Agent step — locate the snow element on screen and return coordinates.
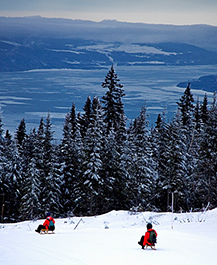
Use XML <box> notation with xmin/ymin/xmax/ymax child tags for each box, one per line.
<box><xmin>0</xmin><ymin>209</ymin><xmax>217</xmax><ymax>265</ymax></box>
<box><xmin>76</xmin><ymin>43</ymin><xmax>177</xmax><ymax>55</ymax></box>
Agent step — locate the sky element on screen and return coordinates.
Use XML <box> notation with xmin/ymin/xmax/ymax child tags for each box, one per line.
<box><xmin>0</xmin><ymin>0</ymin><xmax>217</xmax><ymax>26</ymax></box>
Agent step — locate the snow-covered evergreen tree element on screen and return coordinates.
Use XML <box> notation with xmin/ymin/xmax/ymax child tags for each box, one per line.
<box><xmin>60</xmin><ymin>102</ymin><xmax>87</xmax><ymax>216</ymax></box>
<box><xmin>45</xmin><ymin>149</ymin><xmax>62</xmax><ymax>217</ymax></box>
<box><xmin>177</xmin><ymin>83</ymin><xmax>195</xmax><ymax>127</ymax></box>
<box><xmin>79</xmin><ymin>96</ymin><xmax>92</xmax><ymax>137</ymax></box>
<box><xmin>15</xmin><ymin>118</ymin><xmax>27</xmax><ymax>148</ymax></box>
<box><xmin>19</xmin><ymin>129</ymin><xmax>41</xmax><ymax>220</ymax></box>
<box><xmin>165</xmin><ymin>111</ymin><xmax>188</xmax><ymax>211</ymax></box>
<box><xmin>193</xmin><ymin>98</ymin><xmax>201</xmax><ymax>131</ymax></box>
<box><xmin>128</xmin><ymin>105</ymin><xmax>156</xmax><ymax>211</ymax></box>
<box><xmin>0</xmin><ymin>134</ymin><xmax>22</xmax><ymax>221</ymax></box>
<box><xmin>154</xmin><ymin>112</ymin><xmax>171</xmax><ymax>211</ymax></box>
<box><xmin>194</xmin><ymin>92</ymin><xmax>217</xmax><ymax>209</ymax></box>
<box><xmin>80</xmin><ymin>97</ymin><xmax>104</xmax><ymax>215</ymax></box>
<box><xmin>102</xmin><ymin>65</ymin><xmax>125</xmax><ymax>134</ymax></box>
<box><xmin>200</xmin><ymin>93</ymin><xmax>209</xmax><ymax>124</ymax></box>
<box><xmin>40</xmin><ymin>113</ymin><xmax>57</xmax><ymax>214</ymax></box>
<box><xmin>101</xmin><ymin>127</ymin><xmax>128</xmax><ymax>211</ymax></box>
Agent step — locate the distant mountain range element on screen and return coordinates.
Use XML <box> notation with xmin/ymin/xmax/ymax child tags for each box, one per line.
<box><xmin>1</xmin><ymin>16</ymin><xmax>217</xmax><ymax>72</ymax></box>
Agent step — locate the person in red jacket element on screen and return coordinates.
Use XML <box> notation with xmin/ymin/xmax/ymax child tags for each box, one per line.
<box><xmin>139</xmin><ymin>223</ymin><xmax>157</xmax><ymax>249</ymax></box>
<box><xmin>35</xmin><ymin>212</ymin><xmax>55</xmax><ymax>233</ymax></box>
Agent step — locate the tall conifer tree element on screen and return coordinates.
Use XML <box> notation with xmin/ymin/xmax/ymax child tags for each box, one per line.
<box><xmin>102</xmin><ymin>65</ymin><xmax>125</xmax><ymax>134</ymax></box>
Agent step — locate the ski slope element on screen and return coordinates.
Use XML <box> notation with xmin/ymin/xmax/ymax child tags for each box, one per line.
<box><xmin>0</xmin><ymin>209</ymin><xmax>217</xmax><ymax>265</ymax></box>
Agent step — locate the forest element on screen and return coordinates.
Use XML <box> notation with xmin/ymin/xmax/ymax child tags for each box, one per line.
<box><xmin>0</xmin><ymin>65</ymin><xmax>217</xmax><ymax>222</ymax></box>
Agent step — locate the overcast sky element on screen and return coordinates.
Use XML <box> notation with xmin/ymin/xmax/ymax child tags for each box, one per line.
<box><xmin>1</xmin><ymin>0</ymin><xmax>217</xmax><ymax>26</ymax></box>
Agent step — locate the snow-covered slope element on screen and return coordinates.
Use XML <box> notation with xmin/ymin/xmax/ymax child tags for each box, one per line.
<box><xmin>0</xmin><ymin>209</ymin><xmax>217</xmax><ymax>265</ymax></box>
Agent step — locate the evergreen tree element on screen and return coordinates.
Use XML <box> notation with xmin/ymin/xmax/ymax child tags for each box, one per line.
<box><xmin>129</xmin><ymin>105</ymin><xmax>156</xmax><ymax>210</ymax></box>
<box><xmin>61</xmin><ymin>111</ymin><xmax>78</xmax><ymax>214</ymax></box>
<box><xmin>200</xmin><ymin>93</ymin><xmax>209</xmax><ymax>124</ymax></box>
<box><xmin>61</xmin><ymin>104</ymin><xmax>84</xmax><ymax>216</ymax></box>
<box><xmin>166</xmin><ymin>111</ymin><xmax>187</xmax><ymax>211</ymax></box>
<box><xmin>40</xmin><ymin>113</ymin><xmax>56</xmax><ymax>214</ymax></box>
<box><xmin>36</xmin><ymin>118</ymin><xmax>45</xmax><ymax>176</ymax></box>
<box><xmin>194</xmin><ymin>92</ymin><xmax>217</xmax><ymax>209</ymax></box>
<box><xmin>79</xmin><ymin>96</ymin><xmax>92</xmax><ymax>137</ymax></box>
<box><xmin>69</xmin><ymin>128</ymin><xmax>84</xmax><ymax>215</ymax></box>
<box><xmin>101</xmin><ymin>128</ymin><xmax>128</xmax><ymax>211</ymax></box>
<box><xmin>154</xmin><ymin>112</ymin><xmax>171</xmax><ymax>211</ymax></box>
<box><xmin>0</xmin><ymin>137</ymin><xmax>22</xmax><ymax>222</ymax></box>
<box><xmin>19</xmin><ymin>129</ymin><xmax>41</xmax><ymax>220</ymax></box>
<box><xmin>155</xmin><ymin>114</ymin><xmax>163</xmax><ymax>129</ymax></box>
<box><xmin>45</xmin><ymin>147</ymin><xmax>62</xmax><ymax>217</ymax></box>
<box><xmin>177</xmin><ymin>84</ymin><xmax>196</xmax><ymax>189</ymax></box>
<box><xmin>102</xmin><ymin>65</ymin><xmax>125</xmax><ymax>134</ymax></box>
<box><xmin>177</xmin><ymin>83</ymin><xmax>194</xmax><ymax>126</ymax></box>
<box><xmin>5</xmin><ymin>130</ymin><xmax>12</xmax><ymax>143</ymax></box>
<box><xmin>193</xmin><ymin>98</ymin><xmax>201</xmax><ymax>131</ymax></box>
<box><xmin>15</xmin><ymin>118</ymin><xmax>27</xmax><ymax>147</ymax></box>
<box><xmin>80</xmin><ymin>97</ymin><xmax>104</xmax><ymax>215</ymax></box>
<box><xmin>69</xmin><ymin>103</ymin><xmax>77</xmax><ymax>136</ymax></box>
<box><xmin>0</xmin><ymin>109</ymin><xmax>3</xmax><ymax>136</ymax></box>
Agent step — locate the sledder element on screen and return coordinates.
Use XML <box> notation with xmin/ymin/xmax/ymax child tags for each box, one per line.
<box><xmin>138</xmin><ymin>223</ymin><xmax>157</xmax><ymax>250</ymax></box>
<box><xmin>35</xmin><ymin>212</ymin><xmax>55</xmax><ymax>234</ymax></box>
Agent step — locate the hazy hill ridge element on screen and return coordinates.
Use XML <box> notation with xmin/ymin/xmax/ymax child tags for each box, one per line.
<box><xmin>1</xmin><ymin>16</ymin><xmax>217</xmax><ymax>72</ymax></box>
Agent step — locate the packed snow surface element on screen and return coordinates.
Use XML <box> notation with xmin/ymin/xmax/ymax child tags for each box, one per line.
<box><xmin>0</xmin><ymin>209</ymin><xmax>217</xmax><ymax>265</ymax></box>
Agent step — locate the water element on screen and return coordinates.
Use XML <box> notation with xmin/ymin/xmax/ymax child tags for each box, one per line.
<box><xmin>0</xmin><ymin>65</ymin><xmax>217</xmax><ymax>139</ymax></box>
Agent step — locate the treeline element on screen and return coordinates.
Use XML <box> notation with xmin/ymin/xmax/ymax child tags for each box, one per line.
<box><xmin>0</xmin><ymin>65</ymin><xmax>217</xmax><ymax>222</ymax></box>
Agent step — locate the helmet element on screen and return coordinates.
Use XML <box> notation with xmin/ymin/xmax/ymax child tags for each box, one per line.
<box><xmin>46</xmin><ymin>212</ymin><xmax>50</xmax><ymax>217</ymax></box>
<box><xmin>147</xmin><ymin>223</ymin><xmax>152</xmax><ymax>229</ymax></box>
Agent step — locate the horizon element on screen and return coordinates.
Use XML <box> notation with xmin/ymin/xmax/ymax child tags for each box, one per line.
<box><xmin>1</xmin><ymin>0</ymin><xmax>217</xmax><ymax>27</ymax></box>
<box><xmin>1</xmin><ymin>15</ymin><xmax>217</xmax><ymax>28</ymax></box>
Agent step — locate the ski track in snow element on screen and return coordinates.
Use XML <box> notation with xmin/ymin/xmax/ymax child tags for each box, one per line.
<box><xmin>0</xmin><ymin>210</ymin><xmax>217</xmax><ymax>265</ymax></box>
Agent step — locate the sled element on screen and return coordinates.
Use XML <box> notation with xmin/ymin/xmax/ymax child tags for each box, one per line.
<box><xmin>138</xmin><ymin>235</ymin><xmax>156</xmax><ymax>250</ymax></box>
<box><xmin>145</xmin><ymin>244</ymin><xmax>156</xmax><ymax>250</ymax></box>
<box><xmin>40</xmin><ymin>228</ymin><xmax>55</xmax><ymax>234</ymax></box>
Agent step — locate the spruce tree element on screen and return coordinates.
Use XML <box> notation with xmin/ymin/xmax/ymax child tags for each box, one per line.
<box><xmin>166</xmin><ymin>111</ymin><xmax>188</xmax><ymax>211</ymax></box>
<box><xmin>61</xmin><ymin>104</ymin><xmax>84</xmax><ymax>216</ymax></box>
<box><xmin>102</xmin><ymin>65</ymin><xmax>125</xmax><ymax>134</ymax></box>
<box><xmin>79</xmin><ymin>96</ymin><xmax>92</xmax><ymax>137</ymax></box>
<box><xmin>61</xmin><ymin>111</ymin><xmax>78</xmax><ymax>215</ymax></box>
<box><xmin>200</xmin><ymin>93</ymin><xmax>209</xmax><ymax>124</ymax></box>
<box><xmin>193</xmin><ymin>98</ymin><xmax>201</xmax><ymax>131</ymax></box>
<box><xmin>154</xmin><ymin>113</ymin><xmax>171</xmax><ymax>212</ymax></box>
<box><xmin>80</xmin><ymin>97</ymin><xmax>104</xmax><ymax>215</ymax></box>
<box><xmin>69</xmin><ymin>103</ymin><xmax>77</xmax><ymax>136</ymax></box>
<box><xmin>177</xmin><ymin>83</ymin><xmax>194</xmax><ymax>127</ymax></box>
<box><xmin>15</xmin><ymin>118</ymin><xmax>27</xmax><ymax>147</ymax></box>
<box><xmin>101</xmin><ymin>127</ymin><xmax>128</xmax><ymax>211</ymax></box>
<box><xmin>194</xmin><ymin>92</ymin><xmax>217</xmax><ymax>208</ymax></box>
<box><xmin>0</xmin><ymin>109</ymin><xmax>3</xmax><ymax>136</ymax></box>
<box><xmin>129</xmin><ymin>105</ymin><xmax>156</xmax><ymax>210</ymax></box>
<box><xmin>19</xmin><ymin>129</ymin><xmax>41</xmax><ymax>220</ymax></box>
<box><xmin>40</xmin><ymin>112</ymin><xmax>55</xmax><ymax>214</ymax></box>
<box><xmin>36</xmin><ymin>118</ymin><xmax>45</xmax><ymax>176</ymax></box>
<box><xmin>0</xmin><ymin>137</ymin><xmax>22</xmax><ymax>221</ymax></box>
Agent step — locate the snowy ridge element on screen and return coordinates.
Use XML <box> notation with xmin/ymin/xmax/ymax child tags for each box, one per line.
<box><xmin>0</xmin><ymin>209</ymin><xmax>217</xmax><ymax>265</ymax></box>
